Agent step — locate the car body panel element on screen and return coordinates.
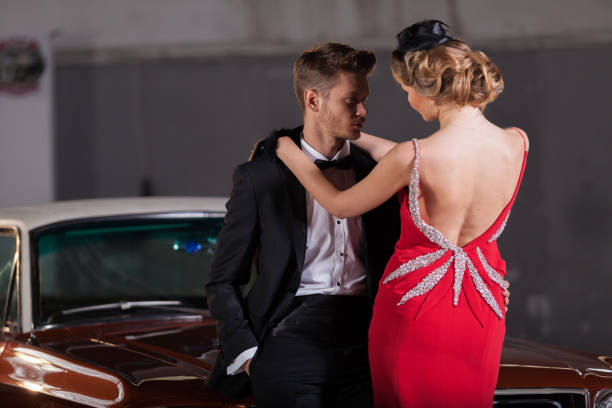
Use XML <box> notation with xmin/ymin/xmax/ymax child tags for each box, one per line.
<box><xmin>497</xmin><ymin>337</ymin><xmax>612</xmax><ymax>403</ymax></box>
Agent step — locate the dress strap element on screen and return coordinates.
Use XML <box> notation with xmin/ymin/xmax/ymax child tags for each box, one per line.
<box><xmin>512</xmin><ymin>127</ymin><xmax>528</xmax><ymax>152</ymax></box>
<box><xmin>407</xmin><ymin>139</ymin><xmax>456</xmax><ymax>251</ymax></box>
<box><xmin>487</xmin><ymin>128</ymin><xmax>528</xmax><ymax>243</ymax></box>
<box><xmin>412</xmin><ymin>138</ymin><xmax>420</xmax><ymax>167</ymax></box>
<box><xmin>408</xmin><ymin>138</ymin><xmax>420</xmax><ymax>193</ymax></box>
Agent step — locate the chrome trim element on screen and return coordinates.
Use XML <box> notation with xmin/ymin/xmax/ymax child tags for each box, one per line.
<box><xmin>495</xmin><ymin>388</ymin><xmax>589</xmax><ymax>406</ymax></box>
<box><xmin>594</xmin><ymin>388</ymin><xmax>612</xmax><ymax>407</ymax></box>
<box><xmin>500</xmin><ymin>362</ymin><xmax>583</xmax><ymax>376</ymax></box>
<box><xmin>30</xmin><ymin>211</ymin><xmax>226</xmax><ymax>236</ymax></box>
<box><xmin>141</xmin><ymin>211</ymin><xmax>226</xmax><ymax>219</ymax></box>
<box><xmin>21</xmin><ymin>223</ymin><xmax>33</xmax><ymax>332</ymax></box>
<box><xmin>37</xmin><ymin>312</ymin><xmax>207</xmax><ymax>331</ymax></box>
<box><xmin>0</xmin><ymin>226</ymin><xmax>20</xmax><ymax>335</ymax></box>
<box><xmin>60</xmin><ymin>300</ymin><xmax>183</xmax><ymax>315</ymax></box>
<box><xmin>14</xmin><ymin>227</ymin><xmax>21</xmax><ymax>333</ymax></box>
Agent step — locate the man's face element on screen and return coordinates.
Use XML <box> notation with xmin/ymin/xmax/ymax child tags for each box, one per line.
<box><xmin>318</xmin><ymin>71</ymin><xmax>369</xmax><ymax>141</ymax></box>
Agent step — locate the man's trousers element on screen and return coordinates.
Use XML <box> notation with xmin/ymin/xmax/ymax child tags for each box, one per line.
<box><xmin>249</xmin><ymin>295</ymin><xmax>374</xmax><ymax>408</ymax></box>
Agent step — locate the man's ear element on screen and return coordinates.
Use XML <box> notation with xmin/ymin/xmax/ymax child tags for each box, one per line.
<box><xmin>304</xmin><ymin>89</ymin><xmax>320</xmax><ymax>112</ymax></box>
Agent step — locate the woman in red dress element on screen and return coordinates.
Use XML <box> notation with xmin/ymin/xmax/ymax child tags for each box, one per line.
<box><xmin>277</xmin><ymin>20</ymin><xmax>529</xmax><ymax>407</ymax></box>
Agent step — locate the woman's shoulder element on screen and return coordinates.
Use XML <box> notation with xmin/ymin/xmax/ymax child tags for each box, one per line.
<box><xmin>504</xmin><ymin>126</ymin><xmax>529</xmax><ymax>152</ymax></box>
<box><xmin>389</xmin><ymin>139</ymin><xmax>418</xmax><ymax>163</ymax></box>
<box><xmin>416</xmin><ymin>131</ymin><xmax>459</xmax><ymax>164</ymax></box>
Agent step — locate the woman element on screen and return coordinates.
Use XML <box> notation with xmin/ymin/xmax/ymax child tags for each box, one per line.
<box><xmin>276</xmin><ymin>20</ymin><xmax>528</xmax><ymax>407</ymax></box>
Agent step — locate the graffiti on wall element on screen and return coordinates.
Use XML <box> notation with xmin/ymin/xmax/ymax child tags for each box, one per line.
<box><xmin>0</xmin><ymin>37</ymin><xmax>45</xmax><ymax>95</ymax></box>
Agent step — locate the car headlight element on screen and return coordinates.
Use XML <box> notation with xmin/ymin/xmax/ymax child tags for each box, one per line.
<box><xmin>595</xmin><ymin>389</ymin><xmax>612</xmax><ymax>408</ymax></box>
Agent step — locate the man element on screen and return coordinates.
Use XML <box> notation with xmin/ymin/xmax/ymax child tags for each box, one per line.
<box><xmin>205</xmin><ymin>42</ymin><xmax>399</xmax><ymax>407</ymax></box>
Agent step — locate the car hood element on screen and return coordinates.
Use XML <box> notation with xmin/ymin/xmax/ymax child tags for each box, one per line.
<box><xmin>498</xmin><ymin>337</ymin><xmax>612</xmax><ymax>389</ymax></box>
<box><xmin>55</xmin><ymin>319</ymin><xmax>219</xmax><ymax>385</ymax></box>
<box><xmin>3</xmin><ymin>316</ymin><xmax>227</xmax><ymax>407</ymax></box>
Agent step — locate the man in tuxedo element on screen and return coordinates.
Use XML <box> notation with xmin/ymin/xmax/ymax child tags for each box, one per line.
<box><xmin>205</xmin><ymin>42</ymin><xmax>398</xmax><ymax>407</ymax></box>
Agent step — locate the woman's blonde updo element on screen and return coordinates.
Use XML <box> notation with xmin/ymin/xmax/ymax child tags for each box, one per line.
<box><xmin>391</xmin><ymin>20</ymin><xmax>503</xmax><ymax>110</ymax></box>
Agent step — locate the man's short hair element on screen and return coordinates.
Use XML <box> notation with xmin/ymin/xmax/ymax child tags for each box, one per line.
<box><xmin>293</xmin><ymin>42</ymin><xmax>376</xmax><ymax>111</ymax></box>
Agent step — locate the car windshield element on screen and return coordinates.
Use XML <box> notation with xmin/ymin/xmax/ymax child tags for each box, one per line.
<box><xmin>35</xmin><ymin>216</ymin><xmax>223</xmax><ymax>326</ymax></box>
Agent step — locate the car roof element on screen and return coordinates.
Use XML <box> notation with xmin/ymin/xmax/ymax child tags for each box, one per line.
<box><xmin>0</xmin><ymin>196</ymin><xmax>228</xmax><ymax>231</ymax></box>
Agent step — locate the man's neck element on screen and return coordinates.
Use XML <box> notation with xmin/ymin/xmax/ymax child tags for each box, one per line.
<box><xmin>302</xmin><ymin>121</ymin><xmax>345</xmax><ymax>160</ymax></box>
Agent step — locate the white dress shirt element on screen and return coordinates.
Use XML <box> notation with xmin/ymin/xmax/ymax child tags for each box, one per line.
<box><xmin>227</xmin><ymin>137</ymin><xmax>366</xmax><ymax>375</ymax></box>
<box><xmin>297</xmin><ymin>137</ymin><xmax>366</xmax><ymax>296</ymax></box>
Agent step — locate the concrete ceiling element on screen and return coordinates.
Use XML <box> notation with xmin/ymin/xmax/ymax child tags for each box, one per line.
<box><xmin>1</xmin><ymin>0</ymin><xmax>611</xmax><ymax>62</ymax></box>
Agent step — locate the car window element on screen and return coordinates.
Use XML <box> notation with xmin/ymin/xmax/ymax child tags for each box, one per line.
<box><xmin>0</xmin><ymin>229</ymin><xmax>18</xmax><ymax>330</ymax></box>
<box><xmin>35</xmin><ymin>216</ymin><xmax>224</xmax><ymax>326</ymax></box>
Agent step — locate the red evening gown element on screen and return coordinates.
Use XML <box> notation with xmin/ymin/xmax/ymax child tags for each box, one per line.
<box><xmin>369</xmin><ymin>130</ymin><xmax>528</xmax><ymax>408</ymax></box>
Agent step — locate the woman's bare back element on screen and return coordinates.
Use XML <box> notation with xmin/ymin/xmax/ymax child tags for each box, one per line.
<box><xmin>417</xmin><ymin>124</ymin><xmax>528</xmax><ymax>247</ymax></box>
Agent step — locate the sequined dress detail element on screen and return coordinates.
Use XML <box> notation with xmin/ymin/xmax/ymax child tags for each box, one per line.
<box><xmin>369</xmin><ymin>131</ymin><xmax>527</xmax><ymax>408</ymax></box>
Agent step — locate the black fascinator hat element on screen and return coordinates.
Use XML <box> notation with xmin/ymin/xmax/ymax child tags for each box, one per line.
<box><xmin>396</xmin><ymin>20</ymin><xmax>453</xmax><ymax>54</ymax></box>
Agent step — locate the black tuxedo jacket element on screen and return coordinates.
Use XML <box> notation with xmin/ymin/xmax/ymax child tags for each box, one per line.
<box><xmin>205</xmin><ymin>126</ymin><xmax>400</xmax><ymax>398</ymax></box>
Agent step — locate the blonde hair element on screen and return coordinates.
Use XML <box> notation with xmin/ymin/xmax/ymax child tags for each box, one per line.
<box><xmin>391</xmin><ymin>39</ymin><xmax>503</xmax><ymax>109</ymax></box>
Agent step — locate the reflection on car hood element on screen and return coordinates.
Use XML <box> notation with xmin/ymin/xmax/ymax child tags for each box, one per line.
<box><xmin>6</xmin><ymin>316</ymin><xmax>225</xmax><ymax>406</ymax></box>
<box><xmin>53</xmin><ymin>321</ymin><xmax>219</xmax><ymax>386</ymax></box>
<box><xmin>499</xmin><ymin>337</ymin><xmax>612</xmax><ymax>389</ymax></box>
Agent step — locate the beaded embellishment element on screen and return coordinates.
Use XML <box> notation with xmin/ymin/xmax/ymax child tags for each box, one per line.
<box><xmin>489</xmin><ymin>211</ymin><xmax>510</xmax><ymax>243</ymax></box>
<box><xmin>476</xmin><ymin>247</ymin><xmax>507</xmax><ymax>291</ymax></box>
<box><xmin>384</xmin><ymin>139</ymin><xmax>506</xmax><ymax>319</ymax></box>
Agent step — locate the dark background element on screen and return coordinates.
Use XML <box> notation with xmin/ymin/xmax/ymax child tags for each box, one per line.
<box><xmin>55</xmin><ymin>46</ymin><xmax>612</xmax><ymax>355</ymax></box>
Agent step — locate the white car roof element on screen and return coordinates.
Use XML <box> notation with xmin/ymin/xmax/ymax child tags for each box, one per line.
<box><xmin>0</xmin><ymin>196</ymin><xmax>228</xmax><ymax>231</ymax></box>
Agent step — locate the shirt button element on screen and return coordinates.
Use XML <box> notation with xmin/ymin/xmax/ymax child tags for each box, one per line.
<box><xmin>336</xmin><ymin>282</ymin><xmax>341</xmax><ymax>286</ymax></box>
<box><xmin>336</xmin><ymin>220</ymin><xmax>341</xmax><ymax>224</ymax></box>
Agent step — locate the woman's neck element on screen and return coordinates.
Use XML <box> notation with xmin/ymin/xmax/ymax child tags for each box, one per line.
<box><xmin>438</xmin><ymin>104</ymin><xmax>485</xmax><ymax>130</ymax></box>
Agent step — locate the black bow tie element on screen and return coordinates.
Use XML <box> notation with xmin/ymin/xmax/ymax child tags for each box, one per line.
<box><xmin>314</xmin><ymin>156</ymin><xmax>352</xmax><ymax>170</ymax></box>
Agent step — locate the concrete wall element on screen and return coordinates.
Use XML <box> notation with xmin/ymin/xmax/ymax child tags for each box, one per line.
<box><xmin>53</xmin><ymin>46</ymin><xmax>612</xmax><ymax>356</ymax></box>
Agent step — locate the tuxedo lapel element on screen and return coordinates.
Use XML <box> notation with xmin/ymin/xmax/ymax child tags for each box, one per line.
<box><xmin>350</xmin><ymin>145</ymin><xmax>375</xmax><ymax>183</ymax></box>
<box><xmin>278</xmin><ymin>163</ymin><xmax>307</xmax><ymax>275</ymax></box>
<box><xmin>267</xmin><ymin>128</ymin><xmax>307</xmax><ymax>275</ymax></box>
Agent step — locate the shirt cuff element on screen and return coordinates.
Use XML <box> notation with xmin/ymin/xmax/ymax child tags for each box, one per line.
<box><xmin>227</xmin><ymin>347</ymin><xmax>258</xmax><ymax>375</ymax></box>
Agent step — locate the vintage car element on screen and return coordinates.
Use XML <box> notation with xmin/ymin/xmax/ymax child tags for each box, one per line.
<box><xmin>0</xmin><ymin>197</ymin><xmax>611</xmax><ymax>407</ymax></box>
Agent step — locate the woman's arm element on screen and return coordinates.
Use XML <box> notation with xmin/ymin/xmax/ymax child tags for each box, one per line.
<box><xmin>276</xmin><ymin>136</ymin><xmax>414</xmax><ymax>218</ymax></box>
<box><xmin>352</xmin><ymin>131</ymin><xmax>398</xmax><ymax>162</ymax></box>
